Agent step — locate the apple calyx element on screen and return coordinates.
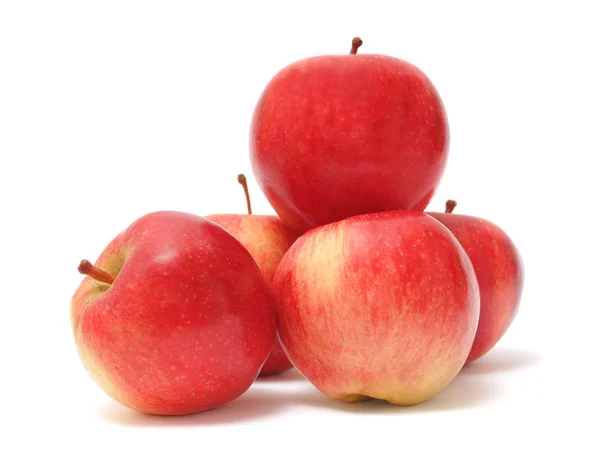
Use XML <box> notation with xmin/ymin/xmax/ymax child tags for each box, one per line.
<box><xmin>445</xmin><ymin>200</ymin><xmax>458</xmax><ymax>214</ymax></box>
<box><xmin>350</xmin><ymin>37</ymin><xmax>363</xmax><ymax>54</ymax></box>
<box><xmin>78</xmin><ymin>259</ymin><xmax>115</xmax><ymax>285</ymax></box>
<box><xmin>237</xmin><ymin>173</ymin><xmax>252</xmax><ymax>215</ymax></box>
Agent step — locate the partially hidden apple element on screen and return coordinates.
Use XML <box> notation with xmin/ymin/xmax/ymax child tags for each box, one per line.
<box><xmin>71</xmin><ymin>211</ymin><xmax>276</xmax><ymax>415</ymax></box>
<box><xmin>250</xmin><ymin>37</ymin><xmax>449</xmax><ymax>233</ymax></box>
<box><xmin>273</xmin><ymin>210</ymin><xmax>480</xmax><ymax>405</ymax></box>
<box><xmin>428</xmin><ymin>200</ymin><xmax>524</xmax><ymax>363</ymax></box>
<box><xmin>207</xmin><ymin>174</ymin><xmax>299</xmax><ymax>376</ymax></box>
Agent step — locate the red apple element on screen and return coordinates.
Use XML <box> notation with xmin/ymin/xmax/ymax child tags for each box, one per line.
<box><xmin>273</xmin><ymin>210</ymin><xmax>479</xmax><ymax>405</ymax></box>
<box><xmin>207</xmin><ymin>174</ymin><xmax>299</xmax><ymax>376</ymax></box>
<box><xmin>428</xmin><ymin>200</ymin><xmax>524</xmax><ymax>363</ymax></box>
<box><xmin>250</xmin><ymin>37</ymin><xmax>449</xmax><ymax>233</ymax></box>
<box><xmin>71</xmin><ymin>211</ymin><xmax>276</xmax><ymax>415</ymax></box>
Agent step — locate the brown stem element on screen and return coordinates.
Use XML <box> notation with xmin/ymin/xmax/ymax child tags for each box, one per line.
<box><xmin>237</xmin><ymin>174</ymin><xmax>252</xmax><ymax>215</ymax></box>
<box><xmin>445</xmin><ymin>200</ymin><xmax>458</xmax><ymax>214</ymax></box>
<box><xmin>350</xmin><ymin>37</ymin><xmax>363</xmax><ymax>54</ymax></box>
<box><xmin>78</xmin><ymin>259</ymin><xmax>115</xmax><ymax>284</ymax></box>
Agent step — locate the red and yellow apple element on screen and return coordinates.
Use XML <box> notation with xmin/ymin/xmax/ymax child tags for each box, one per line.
<box><xmin>429</xmin><ymin>200</ymin><xmax>524</xmax><ymax>363</ymax></box>
<box><xmin>207</xmin><ymin>174</ymin><xmax>300</xmax><ymax>376</ymax></box>
<box><xmin>71</xmin><ymin>211</ymin><xmax>276</xmax><ymax>415</ymax></box>
<box><xmin>273</xmin><ymin>210</ymin><xmax>480</xmax><ymax>405</ymax></box>
<box><xmin>250</xmin><ymin>37</ymin><xmax>449</xmax><ymax>233</ymax></box>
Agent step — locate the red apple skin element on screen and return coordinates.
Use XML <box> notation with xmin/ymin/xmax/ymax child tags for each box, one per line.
<box><xmin>206</xmin><ymin>214</ymin><xmax>299</xmax><ymax>376</ymax></box>
<box><xmin>250</xmin><ymin>53</ymin><xmax>449</xmax><ymax>233</ymax></box>
<box><xmin>273</xmin><ymin>211</ymin><xmax>479</xmax><ymax>405</ymax></box>
<box><xmin>71</xmin><ymin>211</ymin><xmax>276</xmax><ymax>415</ymax></box>
<box><xmin>427</xmin><ymin>212</ymin><xmax>524</xmax><ymax>363</ymax></box>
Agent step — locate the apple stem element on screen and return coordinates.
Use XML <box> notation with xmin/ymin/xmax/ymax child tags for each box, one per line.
<box><xmin>445</xmin><ymin>200</ymin><xmax>458</xmax><ymax>214</ymax></box>
<box><xmin>78</xmin><ymin>259</ymin><xmax>115</xmax><ymax>285</ymax></box>
<box><xmin>350</xmin><ymin>37</ymin><xmax>363</xmax><ymax>54</ymax></box>
<box><xmin>237</xmin><ymin>173</ymin><xmax>252</xmax><ymax>215</ymax></box>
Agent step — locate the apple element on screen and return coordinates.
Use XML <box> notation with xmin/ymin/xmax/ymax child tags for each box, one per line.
<box><xmin>250</xmin><ymin>37</ymin><xmax>449</xmax><ymax>233</ymax></box>
<box><xmin>428</xmin><ymin>200</ymin><xmax>524</xmax><ymax>363</ymax></box>
<box><xmin>71</xmin><ymin>211</ymin><xmax>276</xmax><ymax>415</ymax></box>
<box><xmin>206</xmin><ymin>174</ymin><xmax>299</xmax><ymax>376</ymax></box>
<box><xmin>272</xmin><ymin>210</ymin><xmax>480</xmax><ymax>405</ymax></box>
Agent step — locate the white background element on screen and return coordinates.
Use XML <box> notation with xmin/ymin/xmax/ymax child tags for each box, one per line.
<box><xmin>1</xmin><ymin>1</ymin><xmax>598</xmax><ymax>471</ymax></box>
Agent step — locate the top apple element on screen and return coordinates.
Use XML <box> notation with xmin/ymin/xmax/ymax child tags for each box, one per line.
<box><xmin>250</xmin><ymin>37</ymin><xmax>449</xmax><ymax>233</ymax></box>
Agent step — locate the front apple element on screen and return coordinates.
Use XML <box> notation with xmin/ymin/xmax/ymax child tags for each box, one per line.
<box><xmin>71</xmin><ymin>211</ymin><xmax>276</xmax><ymax>415</ymax></box>
<box><xmin>273</xmin><ymin>211</ymin><xmax>479</xmax><ymax>405</ymax></box>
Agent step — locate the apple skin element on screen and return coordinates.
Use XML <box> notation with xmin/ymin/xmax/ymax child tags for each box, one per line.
<box><xmin>272</xmin><ymin>210</ymin><xmax>479</xmax><ymax>405</ymax></box>
<box><xmin>427</xmin><ymin>211</ymin><xmax>524</xmax><ymax>363</ymax></box>
<box><xmin>250</xmin><ymin>52</ymin><xmax>449</xmax><ymax>233</ymax></box>
<box><xmin>206</xmin><ymin>214</ymin><xmax>299</xmax><ymax>376</ymax></box>
<box><xmin>71</xmin><ymin>211</ymin><xmax>276</xmax><ymax>415</ymax></box>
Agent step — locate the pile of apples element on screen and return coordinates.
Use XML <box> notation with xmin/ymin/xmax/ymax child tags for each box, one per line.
<box><xmin>71</xmin><ymin>38</ymin><xmax>523</xmax><ymax>415</ymax></box>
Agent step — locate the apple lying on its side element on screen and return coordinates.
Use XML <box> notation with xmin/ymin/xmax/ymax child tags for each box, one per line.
<box><xmin>251</xmin><ymin>37</ymin><xmax>449</xmax><ymax>233</ymax></box>
<box><xmin>71</xmin><ymin>211</ymin><xmax>276</xmax><ymax>415</ymax></box>
<box><xmin>207</xmin><ymin>174</ymin><xmax>299</xmax><ymax>376</ymax></box>
<box><xmin>428</xmin><ymin>200</ymin><xmax>524</xmax><ymax>363</ymax></box>
<box><xmin>273</xmin><ymin>210</ymin><xmax>480</xmax><ymax>405</ymax></box>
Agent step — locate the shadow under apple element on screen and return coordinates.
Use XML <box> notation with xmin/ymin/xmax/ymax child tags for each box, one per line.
<box><xmin>98</xmin><ymin>347</ymin><xmax>542</xmax><ymax>424</ymax></box>
<box><xmin>461</xmin><ymin>347</ymin><xmax>543</xmax><ymax>376</ymax></box>
<box><xmin>291</xmin><ymin>371</ymin><xmax>502</xmax><ymax>414</ymax></box>
<box><xmin>97</xmin><ymin>384</ymin><xmax>290</xmax><ymax>427</ymax></box>
<box><xmin>291</xmin><ymin>346</ymin><xmax>543</xmax><ymax>414</ymax></box>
